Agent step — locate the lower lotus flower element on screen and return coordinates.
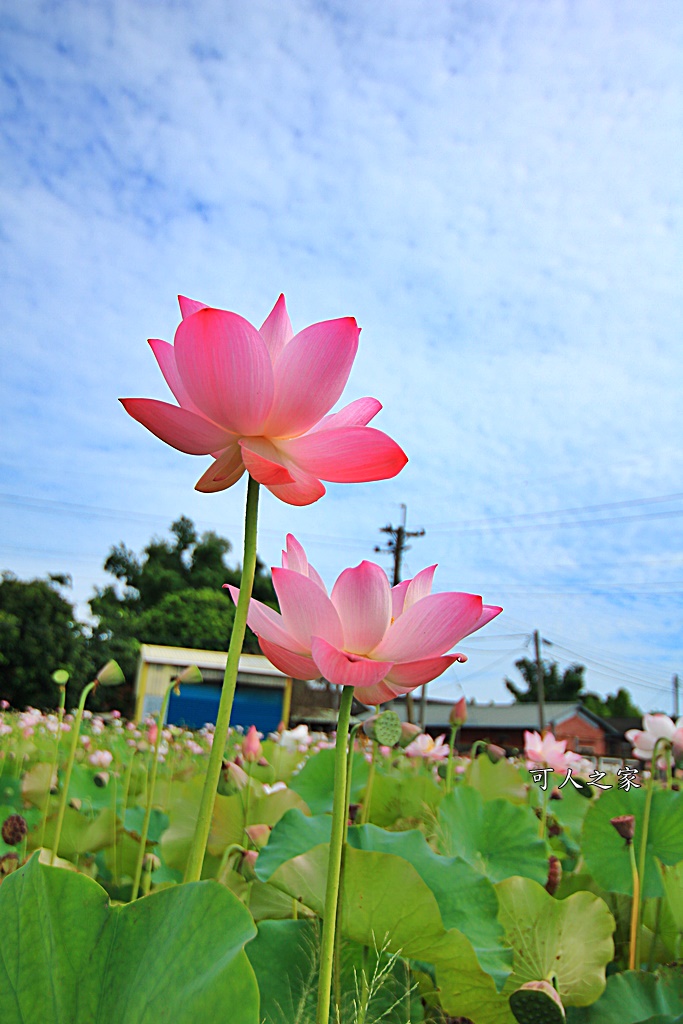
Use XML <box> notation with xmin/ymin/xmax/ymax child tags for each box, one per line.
<box><xmin>226</xmin><ymin>534</ymin><xmax>502</xmax><ymax>705</ymax></box>
<box><xmin>524</xmin><ymin>730</ymin><xmax>583</xmax><ymax>774</ymax></box>
<box><xmin>403</xmin><ymin>732</ymin><xmax>450</xmax><ymax>760</ymax></box>
<box><xmin>625</xmin><ymin>713</ymin><xmax>683</xmax><ymax>762</ymax></box>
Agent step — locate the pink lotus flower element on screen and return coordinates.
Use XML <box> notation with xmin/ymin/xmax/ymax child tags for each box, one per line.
<box><xmin>625</xmin><ymin>714</ymin><xmax>683</xmax><ymax>761</ymax></box>
<box><xmin>524</xmin><ymin>730</ymin><xmax>583</xmax><ymax>774</ymax></box>
<box><xmin>121</xmin><ymin>296</ymin><xmax>407</xmax><ymax>506</ymax></box>
<box><xmin>404</xmin><ymin>733</ymin><xmax>450</xmax><ymax>760</ymax></box>
<box><xmin>227</xmin><ymin>535</ymin><xmax>502</xmax><ymax>705</ymax></box>
<box><xmin>88</xmin><ymin>749</ymin><xmax>113</xmax><ymax>769</ymax></box>
<box><xmin>147</xmin><ymin>722</ymin><xmax>159</xmax><ymax>746</ymax></box>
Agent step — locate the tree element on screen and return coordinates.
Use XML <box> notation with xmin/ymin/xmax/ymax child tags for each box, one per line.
<box><xmin>581</xmin><ymin>688</ymin><xmax>641</xmax><ymax>719</ymax></box>
<box><xmin>90</xmin><ymin>516</ymin><xmax>276</xmax><ymax>660</ymax></box>
<box><xmin>505</xmin><ymin>658</ymin><xmax>586</xmax><ymax>703</ymax></box>
<box><xmin>0</xmin><ymin>572</ymin><xmax>86</xmax><ymax>708</ymax></box>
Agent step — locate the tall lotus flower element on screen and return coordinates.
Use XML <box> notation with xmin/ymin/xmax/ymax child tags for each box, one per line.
<box><xmin>524</xmin><ymin>730</ymin><xmax>583</xmax><ymax>774</ymax></box>
<box><xmin>226</xmin><ymin>535</ymin><xmax>502</xmax><ymax>705</ymax></box>
<box><xmin>121</xmin><ymin>296</ymin><xmax>407</xmax><ymax>506</ymax></box>
<box><xmin>625</xmin><ymin>713</ymin><xmax>683</xmax><ymax>762</ymax></box>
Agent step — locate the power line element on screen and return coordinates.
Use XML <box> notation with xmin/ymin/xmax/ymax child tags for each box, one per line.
<box><xmin>425</xmin><ymin>492</ymin><xmax>683</xmax><ymax>531</ymax></box>
<box><xmin>428</xmin><ymin>507</ymin><xmax>683</xmax><ymax>535</ymax></box>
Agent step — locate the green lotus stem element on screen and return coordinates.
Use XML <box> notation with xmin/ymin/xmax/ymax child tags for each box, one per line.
<box><xmin>131</xmin><ymin>682</ymin><xmax>174</xmax><ymax>900</ymax></box>
<box><xmin>39</xmin><ymin>685</ymin><xmax>66</xmax><ymax>850</ymax></box>
<box><xmin>628</xmin><ymin>840</ymin><xmax>640</xmax><ymax>970</ymax></box>
<box><xmin>360</xmin><ymin>742</ymin><xmax>377</xmax><ymax>825</ymax></box>
<box><xmin>538</xmin><ymin>776</ymin><xmax>551</xmax><ymax>839</ymax></box>
<box><xmin>184</xmin><ymin>476</ymin><xmax>260</xmax><ymax>883</ymax></box>
<box><xmin>316</xmin><ymin>685</ymin><xmax>354</xmax><ymax>1024</ymax></box>
<box><xmin>50</xmin><ymin>680</ymin><xmax>96</xmax><ymax>865</ymax></box>
<box><xmin>636</xmin><ymin>737</ymin><xmax>667</xmax><ymax>967</ymax></box>
<box><xmin>466</xmin><ymin>739</ymin><xmax>486</xmax><ymax>783</ymax></box>
<box><xmin>333</xmin><ymin>722</ymin><xmax>361</xmax><ymax>1004</ymax></box>
<box><xmin>446</xmin><ymin>723</ymin><xmax>459</xmax><ymax>794</ymax></box>
<box><xmin>241</xmin><ymin>763</ymin><xmax>253</xmax><ymax>846</ymax></box>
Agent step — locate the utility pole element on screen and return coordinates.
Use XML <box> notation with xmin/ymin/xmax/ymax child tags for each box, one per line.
<box><xmin>534</xmin><ymin>630</ymin><xmax>546</xmax><ymax>734</ymax></box>
<box><xmin>674</xmin><ymin>674</ymin><xmax>680</xmax><ymax>719</ymax></box>
<box><xmin>376</xmin><ymin>505</ymin><xmax>425</xmax><ymax>723</ymax></box>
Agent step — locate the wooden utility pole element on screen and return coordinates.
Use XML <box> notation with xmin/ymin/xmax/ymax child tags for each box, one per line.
<box><xmin>376</xmin><ymin>505</ymin><xmax>425</xmax><ymax>723</ymax></box>
<box><xmin>674</xmin><ymin>674</ymin><xmax>680</xmax><ymax>719</ymax></box>
<box><xmin>534</xmin><ymin>629</ymin><xmax>546</xmax><ymax>734</ymax></box>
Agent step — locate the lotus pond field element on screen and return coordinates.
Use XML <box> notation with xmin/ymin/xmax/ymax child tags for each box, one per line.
<box><xmin>0</xmin><ymin>703</ymin><xmax>682</xmax><ymax>1024</ymax></box>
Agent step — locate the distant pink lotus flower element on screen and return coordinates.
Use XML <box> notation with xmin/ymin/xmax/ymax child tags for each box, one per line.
<box><xmin>227</xmin><ymin>535</ymin><xmax>502</xmax><ymax>705</ymax></box>
<box><xmin>524</xmin><ymin>730</ymin><xmax>582</xmax><ymax>774</ymax></box>
<box><xmin>626</xmin><ymin>714</ymin><xmax>683</xmax><ymax>761</ymax></box>
<box><xmin>121</xmin><ymin>296</ymin><xmax>407</xmax><ymax>506</ymax></box>
<box><xmin>89</xmin><ymin>749</ymin><xmax>113</xmax><ymax>769</ymax></box>
<box><xmin>404</xmin><ymin>733</ymin><xmax>450</xmax><ymax>760</ymax></box>
<box><xmin>147</xmin><ymin>722</ymin><xmax>159</xmax><ymax>746</ymax></box>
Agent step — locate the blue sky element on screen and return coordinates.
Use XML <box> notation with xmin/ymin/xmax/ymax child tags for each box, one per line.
<box><xmin>1</xmin><ymin>0</ymin><xmax>681</xmax><ymax>711</ymax></box>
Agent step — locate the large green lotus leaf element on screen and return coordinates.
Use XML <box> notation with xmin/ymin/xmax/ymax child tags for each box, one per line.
<box><xmin>468</xmin><ymin>756</ymin><xmax>528</xmax><ymax>803</ymax></box>
<box><xmin>247</xmin><ymin>919</ymin><xmax>319</xmax><ymax>1023</ymax></box>
<box><xmin>66</xmin><ymin>764</ymin><xmax>118</xmax><ymax>811</ymax></box>
<box><xmin>549</xmin><ymin>781</ymin><xmax>595</xmax><ymax>843</ymax></box>
<box><xmin>266</xmin><ymin>842</ymin><xmax>514</xmax><ymax>1022</ymax></box>
<box><xmin>582</xmin><ymin>788</ymin><xmax>683</xmax><ymax>898</ymax></box>
<box><xmin>0</xmin><ymin>777</ymin><xmax>23</xmax><ymax>810</ymax></box>
<box><xmin>0</xmin><ymin>853</ymin><xmax>259</xmax><ymax>1024</ymax></box>
<box><xmin>289</xmin><ymin>748</ymin><xmax>369</xmax><ymax>815</ymax></box>
<box><xmin>658</xmin><ymin>861</ymin><xmax>683</xmax><ymax>956</ymax></box>
<box><xmin>209</xmin><ymin>785</ymin><xmax>309</xmax><ymax>857</ymax></box>
<box><xmin>21</xmin><ymin>761</ymin><xmax>53</xmax><ymax>809</ymax></box>
<box><xmin>262</xmin><ymin>740</ymin><xmax>306</xmax><ymax>783</ymax></box>
<box><xmin>365</xmin><ymin>772</ymin><xmax>442</xmax><ymax>827</ymax></box>
<box><xmin>124</xmin><ymin>806</ymin><xmax>169</xmax><ymax>844</ymax></box>
<box><xmin>40</xmin><ymin>806</ymin><xmax>118</xmax><ymax>858</ymax></box>
<box><xmin>257</xmin><ymin>809</ymin><xmax>511</xmax><ymax>986</ymax></box>
<box><xmin>565</xmin><ymin>967</ymin><xmax>683</xmax><ymax>1023</ymax></box>
<box><xmin>436</xmin><ymin>786</ymin><xmax>549</xmax><ymax>884</ymax></box>
<box><xmin>248</xmin><ymin>920</ymin><xmax>425</xmax><ymax>1024</ymax></box>
<box><xmin>496</xmin><ymin>876</ymin><xmax>615</xmax><ymax>1007</ymax></box>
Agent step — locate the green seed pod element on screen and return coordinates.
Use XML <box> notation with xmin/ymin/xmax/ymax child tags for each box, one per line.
<box><xmin>509</xmin><ymin>981</ymin><xmax>565</xmax><ymax>1024</ymax></box>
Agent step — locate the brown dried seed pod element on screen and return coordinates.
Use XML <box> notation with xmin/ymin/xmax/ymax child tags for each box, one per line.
<box><xmin>1</xmin><ymin>814</ymin><xmax>28</xmax><ymax>846</ymax></box>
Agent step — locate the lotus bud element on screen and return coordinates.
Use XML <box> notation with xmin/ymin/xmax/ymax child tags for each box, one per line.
<box><xmin>398</xmin><ymin>722</ymin><xmax>422</xmax><ymax>748</ymax></box>
<box><xmin>509</xmin><ymin>980</ymin><xmax>565</xmax><ymax>1023</ymax></box>
<box><xmin>1</xmin><ymin>814</ymin><xmax>27</xmax><ymax>847</ymax></box>
<box><xmin>243</xmin><ymin>725</ymin><xmax>262</xmax><ymax>763</ymax></box>
<box><xmin>143</xmin><ymin>852</ymin><xmax>161</xmax><ymax>873</ymax></box>
<box><xmin>240</xmin><ymin>849</ymin><xmax>259</xmax><ymax>881</ymax></box>
<box><xmin>486</xmin><ymin>743</ymin><xmax>506</xmax><ymax>764</ymax></box>
<box><xmin>217</xmin><ymin>760</ymin><xmax>249</xmax><ymax>795</ymax></box>
<box><xmin>95</xmin><ymin>660</ymin><xmax>125</xmax><ymax>687</ymax></box>
<box><xmin>363</xmin><ymin>711</ymin><xmax>402</xmax><ymax>747</ymax></box>
<box><xmin>545</xmin><ymin>855</ymin><xmax>562</xmax><ymax>896</ymax></box>
<box><xmin>610</xmin><ymin>814</ymin><xmax>635</xmax><ymax>844</ymax></box>
<box><xmin>0</xmin><ymin>852</ymin><xmax>19</xmax><ymax>876</ymax></box>
<box><xmin>245</xmin><ymin>824</ymin><xmax>271</xmax><ymax>849</ymax></box>
<box><xmin>449</xmin><ymin>697</ymin><xmax>468</xmax><ymax>727</ymax></box>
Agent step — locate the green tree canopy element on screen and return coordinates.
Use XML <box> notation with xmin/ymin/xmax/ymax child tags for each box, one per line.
<box><xmin>581</xmin><ymin>687</ymin><xmax>641</xmax><ymax>719</ymax></box>
<box><xmin>89</xmin><ymin>516</ymin><xmax>277</xmax><ymax>665</ymax></box>
<box><xmin>0</xmin><ymin>572</ymin><xmax>86</xmax><ymax>708</ymax></box>
<box><xmin>505</xmin><ymin>657</ymin><xmax>586</xmax><ymax>703</ymax></box>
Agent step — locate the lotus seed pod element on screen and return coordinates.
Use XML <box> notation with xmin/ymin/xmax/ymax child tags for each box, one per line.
<box><xmin>364</xmin><ymin>711</ymin><xmax>402</xmax><ymax>747</ymax></box>
<box><xmin>610</xmin><ymin>814</ymin><xmax>635</xmax><ymax>844</ymax></box>
<box><xmin>509</xmin><ymin>980</ymin><xmax>565</xmax><ymax>1024</ymax></box>
<box><xmin>486</xmin><ymin>743</ymin><xmax>506</xmax><ymax>764</ymax></box>
<box><xmin>95</xmin><ymin>659</ymin><xmax>125</xmax><ymax>687</ymax></box>
<box><xmin>69</xmin><ymin>798</ymin><xmax>82</xmax><ymax>811</ymax></box>
<box><xmin>1</xmin><ymin>814</ymin><xmax>28</xmax><ymax>846</ymax></box>
<box><xmin>93</xmin><ymin>771</ymin><xmax>110</xmax><ymax>788</ymax></box>
<box><xmin>175</xmin><ymin>664</ymin><xmax>203</xmax><ymax>686</ymax></box>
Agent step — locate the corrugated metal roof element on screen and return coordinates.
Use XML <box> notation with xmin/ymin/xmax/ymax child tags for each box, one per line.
<box><xmin>138</xmin><ymin>643</ymin><xmax>288</xmax><ymax>678</ymax></box>
<box><xmin>383</xmin><ymin>699</ymin><xmax>616</xmax><ymax>732</ymax></box>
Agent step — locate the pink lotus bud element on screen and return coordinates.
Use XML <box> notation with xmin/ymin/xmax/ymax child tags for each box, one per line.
<box><xmin>245</xmin><ymin>824</ymin><xmax>271</xmax><ymax>849</ymax></box>
<box><xmin>449</xmin><ymin>697</ymin><xmax>467</xmax><ymax>726</ymax></box>
<box><xmin>240</xmin><ymin>849</ymin><xmax>259</xmax><ymax>881</ymax></box>
<box><xmin>486</xmin><ymin>743</ymin><xmax>506</xmax><ymax>763</ymax></box>
<box><xmin>398</xmin><ymin>722</ymin><xmax>422</xmax><ymax>748</ymax></box>
<box><xmin>147</xmin><ymin>722</ymin><xmax>159</xmax><ymax>746</ymax></box>
<box><xmin>243</xmin><ymin>725</ymin><xmax>262</xmax><ymax>762</ymax></box>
